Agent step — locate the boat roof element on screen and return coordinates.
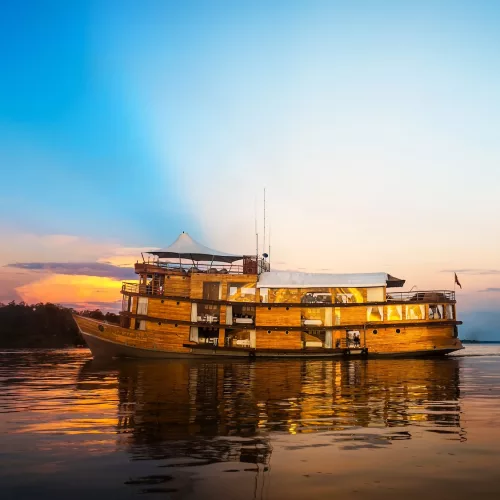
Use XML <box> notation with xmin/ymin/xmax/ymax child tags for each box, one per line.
<box><xmin>149</xmin><ymin>232</ymin><xmax>244</xmax><ymax>263</ymax></box>
<box><xmin>257</xmin><ymin>271</ymin><xmax>405</xmax><ymax>289</ymax></box>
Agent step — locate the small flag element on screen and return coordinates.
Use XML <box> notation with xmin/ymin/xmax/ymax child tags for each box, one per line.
<box><xmin>454</xmin><ymin>272</ymin><xmax>462</xmax><ymax>289</ymax></box>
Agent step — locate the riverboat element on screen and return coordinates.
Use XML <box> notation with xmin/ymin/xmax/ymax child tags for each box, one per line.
<box><xmin>74</xmin><ymin>232</ymin><xmax>463</xmax><ymax>358</ymax></box>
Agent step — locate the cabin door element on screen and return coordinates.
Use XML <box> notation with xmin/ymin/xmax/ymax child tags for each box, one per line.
<box><xmin>203</xmin><ymin>282</ymin><xmax>220</xmax><ymax>300</ymax></box>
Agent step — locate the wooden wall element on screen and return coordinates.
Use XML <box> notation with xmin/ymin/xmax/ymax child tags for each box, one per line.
<box><xmin>163</xmin><ymin>275</ymin><xmax>191</xmax><ymax>297</ymax></box>
<box><xmin>256</xmin><ymin>330</ymin><xmax>302</xmax><ymax>349</ymax></box>
<box><xmin>75</xmin><ymin>316</ymin><xmax>193</xmax><ymax>354</ymax></box>
<box><xmin>364</xmin><ymin>324</ymin><xmax>458</xmax><ymax>354</ymax></box>
<box><xmin>147</xmin><ymin>296</ymin><xmax>191</xmax><ymax>322</ymax></box>
<box><xmin>256</xmin><ymin>307</ymin><xmax>301</xmax><ymax>327</ymax></box>
<box><xmin>145</xmin><ymin>322</ymin><xmax>192</xmax><ymax>352</ymax></box>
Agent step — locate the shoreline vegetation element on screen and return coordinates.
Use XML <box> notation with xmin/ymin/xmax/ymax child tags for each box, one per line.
<box><xmin>0</xmin><ymin>301</ymin><xmax>119</xmax><ymax>348</ymax></box>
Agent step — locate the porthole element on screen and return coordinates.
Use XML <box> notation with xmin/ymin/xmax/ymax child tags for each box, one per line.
<box><xmin>98</xmin><ymin>325</ymin><xmax>104</xmax><ymax>332</ymax></box>
<box><xmin>286</xmin><ymin>307</ymin><xmax>289</xmax><ymax>311</ymax></box>
<box><xmin>167</xmin><ymin>276</ymin><xmax>171</xmax><ymax>279</ymax></box>
<box><xmin>158</xmin><ymin>322</ymin><xmax>162</xmax><ymax>326</ymax></box>
<box><xmin>396</xmin><ymin>328</ymin><xmax>401</xmax><ymax>334</ymax></box>
<box><xmin>174</xmin><ymin>323</ymin><xmax>178</xmax><ymax>327</ymax></box>
<box><xmin>268</xmin><ymin>307</ymin><xmax>271</xmax><ymax>310</ymax></box>
<box><xmin>285</xmin><ymin>331</ymin><xmax>289</xmax><ymax>335</ymax></box>
<box><xmin>161</xmin><ymin>300</ymin><xmax>164</xmax><ymax>304</ymax></box>
<box><xmin>372</xmin><ymin>329</ymin><xmax>378</xmax><ymax>335</ymax></box>
<box><xmin>176</xmin><ymin>301</ymin><xmax>180</xmax><ymax>305</ymax></box>
<box><xmin>267</xmin><ymin>330</ymin><xmax>271</xmax><ymax>334</ymax></box>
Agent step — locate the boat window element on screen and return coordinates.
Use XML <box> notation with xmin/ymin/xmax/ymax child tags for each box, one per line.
<box><xmin>386</xmin><ymin>305</ymin><xmax>402</xmax><ymax>321</ymax></box>
<box><xmin>269</xmin><ymin>288</ymin><xmax>301</xmax><ymax>303</ymax></box>
<box><xmin>301</xmin><ymin>308</ymin><xmax>328</xmax><ymax>327</ymax></box>
<box><xmin>429</xmin><ymin>304</ymin><xmax>444</xmax><ymax>319</ymax></box>
<box><xmin>367</xmin><ymin>306</ymin><xmax>383</xmax><ymax>321</ymax></box>
<box><xmin>445</xmin><ymin>304</ymin><xmax>454</xmax><ymax>320</ymax></box>
<box><xmin>334</xmin><ymin>288</ymin><xmax>364</xmax><ymax>303</ymax></box>
<box><xmin>301</xmin><ymin>292</ymin><xmax>332</xmax><ymax>304</ymax></box>
<box><xmin>227</xmin><ymin>283</ymin><xmax>256</xmax><ymax>302</ymax></box>
<box><xmin>429</xmin><ymin>304</ymin><xmax>444</xmax><ymax>320</ymax></box>
<box><xmin>203</xmin><ymin>282</ymin><xmax>220</xmax><ymax>300</ymax></box>
<box><xmin>197</xmin><ymin>304</ymin><xmax>220</xmax><ymax>324</ymax></box>
<box><xmin>406</xmin><ymin>304</ymin><xmax>425</xmax><ymax>320</ymax></box>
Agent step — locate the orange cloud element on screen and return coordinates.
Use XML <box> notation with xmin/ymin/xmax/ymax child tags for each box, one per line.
<box><xmin>16</xmin><ymin>274</ymin><xmax>127</xmax><ymax>305</ymax></box>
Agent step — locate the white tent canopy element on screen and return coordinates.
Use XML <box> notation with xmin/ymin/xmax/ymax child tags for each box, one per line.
<box><xmin>149</xmin><ymin>232</ymin><xmax>244</xmax><ymax>263</ymax></box>
<box><xmin>257</xmin><ymin>271</ymin><xmax>404</xmax><ymax>288</ymax></box>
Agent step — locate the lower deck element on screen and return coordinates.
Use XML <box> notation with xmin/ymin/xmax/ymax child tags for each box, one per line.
<box><xmin>74</xmin><ymin>315</ymin><xmax>464</xmax><ymax>359</ymax></box>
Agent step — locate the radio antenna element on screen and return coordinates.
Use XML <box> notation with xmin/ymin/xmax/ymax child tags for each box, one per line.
<box><xmin>255</xmin><ymin>196</ymin><xmax>258</xmax><ymax>260</ymax></box>
<box><xmin>263</xmin><ymin>187</ymin><xmax>266</xmax><ymax>256</ymax></box>
<box><xmin>268</xmin><ymin>222</ymin><xmax>271</xmax><ymax>270</ymax></box>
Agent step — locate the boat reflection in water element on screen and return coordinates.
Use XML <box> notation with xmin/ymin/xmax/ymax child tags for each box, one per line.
<box><xmin>78</xmin><ymin>357</ymin><xmax>463</xmax><ymax>497</ymax></box>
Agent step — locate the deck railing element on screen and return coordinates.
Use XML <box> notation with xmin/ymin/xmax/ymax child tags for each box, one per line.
<box><xmin>136</xmin><ymin>258</ymin><xmax>270</xmax><ymax>275</ymax></box>
<box><xmin>122</xmin><ymin>282</ymin><xmax>455</xmax><ymax>303</ymax></box>
<box><xmin>386</xmin><ymin>290</ymin><xmax>455</xmax><ymax>302</ymax></box>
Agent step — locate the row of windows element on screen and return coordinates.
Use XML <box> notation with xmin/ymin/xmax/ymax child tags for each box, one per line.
<box><xmin>367</xmin><ymin>304</ymin><xmax>453</xmax><ymax>321</ymax></box>
<box><xmin>204</xmin><ymin>282</ymin><xmax>373</xmax><ymax>303</ymax></box>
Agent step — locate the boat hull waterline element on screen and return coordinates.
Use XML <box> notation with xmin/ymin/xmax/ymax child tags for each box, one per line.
<box><xmin>76</xmin><ymin>316</ymin><xmax>462</xmax><ymax>360</ymax></box>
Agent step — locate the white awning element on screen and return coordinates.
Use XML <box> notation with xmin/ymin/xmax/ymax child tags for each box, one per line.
<box><xmin>149</xmin><ymin>232</ymin><xmax>243</xmax><ymax>263</ymax></box>
<box><xmin>257</xmin><ymin>271</ymin><xmax>403</xmax><ymax>288</ymax></box>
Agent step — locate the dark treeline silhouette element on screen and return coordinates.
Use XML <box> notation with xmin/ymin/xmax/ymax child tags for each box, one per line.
<box><xmin>0</xmin><ymin>301</ymin><xmax>120</xmax><ymax>348</ymax></box>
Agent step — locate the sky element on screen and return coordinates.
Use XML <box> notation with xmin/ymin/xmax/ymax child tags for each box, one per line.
<box><xmin>0</xmin><ymin>0</ymin><xmax>499</xmax><ymax>338</ymax></box>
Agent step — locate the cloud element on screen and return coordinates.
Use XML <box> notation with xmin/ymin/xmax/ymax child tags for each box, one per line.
<box><xmin>6</xmin><ymin>262</ymin><xmax>136</xmax><ymax>281</ymax></box>
<box><xmin>478</xmin><ymin>288</ymin><xmax>500</xmax><ymax>293</ymax></box>
<box><xmin>441</xmin><ymin>269</ymin><xmax>500</xmax><ymax>276</ymax></box>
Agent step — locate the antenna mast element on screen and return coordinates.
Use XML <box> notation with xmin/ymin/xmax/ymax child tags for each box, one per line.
<box><xmin>268</xmin><ymin>223</ymin><xmax>271</xmax><ymax>270</ymax></box>
<box><xmin>255</xmin><ymin>196</ymin><xmax>258</xmax><ymax>261</ymax></box>
<box><xmin>263</xmin><ymin>187</ymin><xmax>266</xmax><ymax>256</ymax></box>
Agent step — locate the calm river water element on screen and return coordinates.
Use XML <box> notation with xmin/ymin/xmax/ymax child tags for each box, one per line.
<box><xmin>1</xmin><ymin>346</ymin><xmax>500</xmax><ymax>499</ymax></box>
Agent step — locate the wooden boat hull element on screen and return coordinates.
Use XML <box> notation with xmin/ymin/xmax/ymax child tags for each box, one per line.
<box><xmin>74</xmin><ymin>315</ymin><xmax>463</xmax><ymax>360</ymax></box>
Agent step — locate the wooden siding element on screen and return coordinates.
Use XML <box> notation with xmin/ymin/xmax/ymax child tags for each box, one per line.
<box><xmin>147</xmin><ymin>296</ymin><xmax>191</xmax><ymax>322</ymax></box>
<box><xmin>364</xmin><ymin>324</ymin><xmax>459</xmax><ymax>354</ymax></box>
<box><xmin>256</xmin><ymin>307</ymin><xmax>301</xmax><ymax>327</ymax></box>
<box><xmin>256</xmin><ymin>330</ymin><xmax>302</xmax><ymax>349</ymax></box>
<box><xmin>145</xmin><ymin>322</ymin><xmax>192</xmax><ymax>352</ymax></box>
<box><xmin>75</xmin><ymin>316</ymin><xmax>193</xmax><ymax>354</ymax></box>
<box><xmin>163</xmin><ymin>275</ymin><xmax>191</xmax><ymax>297</ymax></box>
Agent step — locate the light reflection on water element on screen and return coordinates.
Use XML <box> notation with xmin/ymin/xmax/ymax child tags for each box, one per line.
<box><xmin>1</xmin><ymin>348</ymin><xmax>500</xmax><ymax>499</ymax></box>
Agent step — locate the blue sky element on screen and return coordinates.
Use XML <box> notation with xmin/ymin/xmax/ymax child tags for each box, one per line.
<box><xmin>0</xmin><ymin>0</ymin><xmax>500</xmax><ymax>336</ymax></box>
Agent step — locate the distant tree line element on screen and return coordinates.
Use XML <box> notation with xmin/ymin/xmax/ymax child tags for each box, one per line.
<box><xmin>0</xmin><ymin>301</ymin><xmax>120</xmax><ymax>348</ymax></box>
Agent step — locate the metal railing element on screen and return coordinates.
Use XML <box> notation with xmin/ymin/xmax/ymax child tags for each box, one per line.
<box><xmin>136</xmin><ymin>257</ymin><xmax>270</xmax><ymax>275</ymax></box>
<box><xmin>386</xmin><ymin>290</ymin><xmax>455</xmax><ymax>302</ymax></box>
<box><xmin>122</xmin><ymin>282</ymin><xmax>456</xmax><ymax>304</ymax></box>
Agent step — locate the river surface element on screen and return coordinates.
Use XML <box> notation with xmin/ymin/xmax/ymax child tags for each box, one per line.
<box><xmin>1</xmin><ymin>345</ymin><xmax>500</xmax><ymax>499</ymax></box>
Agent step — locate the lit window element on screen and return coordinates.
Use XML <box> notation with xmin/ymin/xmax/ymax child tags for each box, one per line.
<box><xmin>445</xmin><ymin>304</ymin><xmax>454</xmax><ymax>320</ymax></box>
<box><xmin>367</xmin><ymin>306</ymin><xmax>383</xmax><ymax>321</ymax></box>
<box><xmin>406</xmin><ymin>304</ymin><xmax>425</xmax><ymax>320</ymax></box>
<box><xmin>429</xmin><ymin>305</ymin><xmax>444</xmax><ymax>320</ymax></box>
<box><xmin>386</xmin><ymin>305</ymin><xmax>402</xmax><ymax>321</ymax></box>
<box><xmin>227</xmin><ymin>283</ymin><xmax>256</xmax><ymax>301</ymax></box>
